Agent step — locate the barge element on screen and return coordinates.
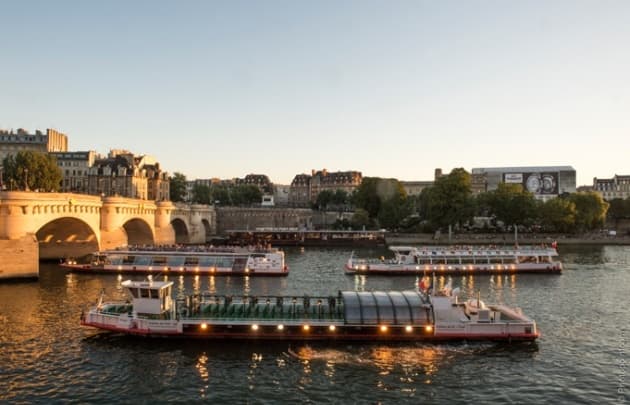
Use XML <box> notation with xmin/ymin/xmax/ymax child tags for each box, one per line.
<box><xmin>80</xmin><ymin>278</ymin><xmax>539</xmax><ymax>342</ymax></box>
<box><xmin>345</xmin><ymin>245</ymin><xmax>562</xmax><ymax>275</ymax></box>
<box><xmin>225</xmin><ymin>229</ymin><xmax>387</xmax><ymax>247</ymax></box>
<box><xmin>63</xmin><ymin>246</ymin><xmax>287</xmax><ymax>276</ymax></box>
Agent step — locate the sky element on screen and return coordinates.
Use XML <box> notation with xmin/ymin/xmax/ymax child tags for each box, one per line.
<box><xmin>1</xmin><ymin>1</ymin><xmax>629</xmax><ymax>186</ymax></box>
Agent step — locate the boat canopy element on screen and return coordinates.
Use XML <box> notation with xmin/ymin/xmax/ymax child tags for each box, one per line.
<box><xmin>341</xmin><ymin>291</ymin><xmax>431</xmax><ymax>326</ymax></box>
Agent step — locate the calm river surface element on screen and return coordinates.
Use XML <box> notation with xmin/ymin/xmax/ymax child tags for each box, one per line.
<box><xmin>1</xmin><ymin>245</ymin><xmax>628</xmax><ymax>404</ymax></box>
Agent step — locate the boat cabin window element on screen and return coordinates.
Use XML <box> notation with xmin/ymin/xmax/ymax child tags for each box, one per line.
<box><xmin>108</xmin><ymin>255</ymin><xmax>123</xmax><ymax>265</ymax></box>
<box><xmin>215</xmin><ymin>256</ymin><xmax>235</xmax><ymax>268</ymax></box>
<box><xmin>141</xmin><ymin>288</ymin><xmax>150</xmax><ymax>298</ymax></box>
<box><xmin>184</xmin><ymin>257</ymin><xmax>199</xmax><ymax>266</ymax></box>
<box><xmin>198</xmin><ymin>256</ymin><xmax>216</xmax><ymax>266</ymax></box>
<box><xmin>152</xmin><ymin>256</ymin><xmax>167</xmax><ymax>266</ymax></box>
<box><xmin>122</xmin><ymin>255</ymin><xmax>136</xmax><ymax>265</ymax></box>
<box><xmin>167</xmin><ymin>256</ymin><xmax>185</xmax><ymax>266</ymax></box>
<box><xmin>135</xmin><ymin>255</ymin><xmax>152</xmax><ymax>265</ymax></box>
<box><xmin>128</xmin><ymin>288</ymin><xmax>139</xmax><ymax>298</ymax></box>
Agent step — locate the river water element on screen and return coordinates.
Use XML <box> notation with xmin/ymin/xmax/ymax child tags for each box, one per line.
<box><xmin>0</xmin><ymin>245</ymin><xmax>628</xmax><ymax>404</ymax></box>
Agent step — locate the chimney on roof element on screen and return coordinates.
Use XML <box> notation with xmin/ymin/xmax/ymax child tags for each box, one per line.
<box><xmin>434</xmin><ymin>168</ymin><xmax>443</xmax><ymax>180</ymax></box>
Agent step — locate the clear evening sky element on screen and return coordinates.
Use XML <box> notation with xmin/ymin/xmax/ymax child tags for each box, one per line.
<box><xmin>1</xmin><ymin>1</ymin><xmax>629</xmax><ymax>186</ymax></box>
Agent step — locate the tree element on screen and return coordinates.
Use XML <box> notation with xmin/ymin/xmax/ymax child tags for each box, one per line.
<box><xmin>352</xmin><ymin>177</ymin><xmax>382</xmax><ymax>218</ymax></box>
<box><xmin>331</xmin><ymin>189</ymin><xmax>349</xmax><ymax>207</ymax></box>
<box><xmin>191</xmin><ymin>184</ymin><xmax>212</xmax><ymax>204</ymax></box>
<box><xmin>2</xmin><ymin>150</ymin><xmax>62</xmax><ymax>192</ymax></box>
<box><xmin>353</xmin><ymin>177</ymin><xmax>407</xmax><ymax>220</ymax></box>
<box><xmin>425</xmin><ymin>168</ymin><xmax>474</xmax><ymax>230</ymax></box>
<box><xmin>539</xmin><ymin>197</ymin><xmax>576</xmax><ymax>233</ymax></box>
<box><xmin>315</xmin><ymin>190</ymin><xmax>335</xmax><ymax>210</ymax></box>
<box><xmin>350</xmin><ymin>208</ymin><xmax>372</xmax><ymax>230</ymax></box>
<box><xmin>169</xmin><ymin>172</ymin><xmax>188</xmax><ymax>202</ymax></box>
<box><xmin>211</xmin><ymin>185</ymin><xmax>231</xmax><ymax>205</ymax></box>
<box><xmin>607</xmin><ymin>198</ymin><xmax>630</xmax><ymax>229</ymax></box>
<box><xmin>486</xmin><ymin>183</ymin><xmax>538</xmax><ymax>229</ymax></box>
<box><xmin>567</xmin><ymin>192</ymin><xmax>609</xmax><ymax>232</ymax></box>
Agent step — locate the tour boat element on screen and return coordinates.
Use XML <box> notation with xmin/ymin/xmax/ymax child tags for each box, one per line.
<box><xmin>345</xmin><ymin>245</ymin><xmax>562</xmax><ymax>275</ymax></box>
<box><xmin>63</xmin><ymin>246</ymin><xmax>288</xmax><ymax>276</ymax></box>
<box><xmin>80</xmin><ymin>277</ymin><xmax>539</xmax><ymax>342</ymax></box>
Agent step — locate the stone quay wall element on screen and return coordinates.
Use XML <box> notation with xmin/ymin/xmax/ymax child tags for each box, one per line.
<box><xmin>215</xmin><ymin>207</ymin><xmax>349</xmax><ymax>234</ymax></box>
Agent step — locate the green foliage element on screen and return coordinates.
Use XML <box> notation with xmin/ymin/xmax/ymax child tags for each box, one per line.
<box><xmin>331</xmin><ymin>218</ymin><xmax>351</xmax><ymax>230</ymax></box>
<box><xmin>332</xmin><ymin>189</ymin><xmax>349</xmax><ymax>206</ymax></box>
<box><xmin>424</xmin><ymin>168</ymin><xmax>474</xmax><ymax>229</ymax></box>
<box><xmin>539</xmin><ymin>197</ymin><xmax>576</xmax><ymax>233</ymax></box>
<box><xmin>352</xmin><ymin>177</ymin><xmax>407</xmax><ymax>229</ymax></box>
<box><xmin>202</xmin><ymin>184</ymin><xmax>263</xmax><ymax>206</ymax></box>
<box><xmin>484</xmin><ymin>183</ymin><xmax>538</xmax><ymax>227</ymax></box>
<box><xmin>315</xmin><ymin>189</ymin><xmax>335</xmax><ymax>210</ymax></box>
<box><xmin>607</xmin><ymin>198</ymin><xmax>630</xmax><ymax>227</ymax></box>
<box><xmin>566</xmin><ymin>192</ymin><xmax>609</xmax><ymax>232</ymax></box>
<box><xmin>2</xmin><ymin>150</ymin><xmax>62</xmax><ymax>192</ymax></box>
<box><xmin>351</xmin><ymin>208</ymin><xmax>372</xmax><ymax>230</ymax></box>
<box><xmin>191</xmin><ymin>184</ymin><xmax>212</xmax><ymax>204</ymax></box>
<box><xmin>315</xmin><ymin>189</ymin><xmax>351</xmax><ymax>211</ymax></box>
<box><xmin>169</xmin><ymin>172</ymin><xmax>187</xmax><ymax>202</ymax></box>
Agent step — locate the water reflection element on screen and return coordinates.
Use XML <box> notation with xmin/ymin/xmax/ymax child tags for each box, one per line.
<box><xmin>354</xmin><ymin>275</ymin><xmax>367</xmax><ymax>291</ymax></box>
<box><xmin>207</xmin><ymin>276</ymin><xmax>216</xmax><ymax>294</ymax></box>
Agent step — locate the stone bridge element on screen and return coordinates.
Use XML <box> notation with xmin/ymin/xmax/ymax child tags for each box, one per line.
<box><xmin>0</xmin><ymin>191</ymin><xmax>215</xmax><ymax>279</ymax></box>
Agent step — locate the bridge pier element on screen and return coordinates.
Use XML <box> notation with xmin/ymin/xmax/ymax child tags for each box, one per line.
<box><xmin>0</xmin><ymin>234</ymin><xmax>39</xmax><ymax>280</ymax></box>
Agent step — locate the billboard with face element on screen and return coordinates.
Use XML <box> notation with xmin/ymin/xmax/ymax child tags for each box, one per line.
<box><xmin>503</xmin><ymin>172</ymin><xmax>559</xmax><ymax>195</ymax></box>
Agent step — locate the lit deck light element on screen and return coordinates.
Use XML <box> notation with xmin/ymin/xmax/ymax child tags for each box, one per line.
<box><xmin>200</xmin><ymin>323</ymin><xmax>208</xmax><ymax>330</ymax></box>
<box><xmin>405</xmin><ymin>325</ymin><xmax>413</xmax><ymax>333</ymax></box>
<box><xmin>328</xmin><ymin>325</ymin><xmax>336</xmax><ymax>332</ymax></box>
<box><xmin>380</xmin><ymin>325</ymin><xmax>388</xmax><ymax>332</ymax></box>
<box><xmin>164</xmin><ymin>266</ymin><xmax>168</xmax><ymax>271</ymax></box>
<box><xmin>277</xmin><ymin>324</ymin><xmax>284</xmax><ymax>331</ymax></box>
<box><xmin>179</xmin><ymin>267</ymin><xmax>184</xmax><ymax>272</ymax></box>
<box><xmin>148</xmin><ymin>266</ymin><xmax>153</xmax><ymax>271</ymax></box>
<box><xmin>425</xmin><ymin>325</ymin><xmax>433</xmax><ymax>333</ymax></box>
<box><xmin>245</xmin><ymin>268</ymin><xmax>250</xmax><ymax>273</ymax></box>
<box><xmin>251</xmin><ymin>324</ymin><xmax>259</xmax><ymax>331</ymax></box>
<box><xmin>302</xmin><ymin>325</ymin><xmax>310</xmax><ymax>331</ymax></box>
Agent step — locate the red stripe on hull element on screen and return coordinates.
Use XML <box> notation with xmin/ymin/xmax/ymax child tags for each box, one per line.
<box><xmin>81</xmin><ymin>322</ymin><xmax>538</xmax><ymax>342</ymax></box>
<box><xmin>65</xmin><ymin>265</ymin><xmax>288</xmax><ymax>276</ymax></box>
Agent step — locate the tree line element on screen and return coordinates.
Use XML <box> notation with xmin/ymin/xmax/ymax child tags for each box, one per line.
<box><xmin>347</xmin><ymin>169</ymin><xmax>615</xmax><ymax>234</ymax></box>
<box><xmin>1</xmin><ymin>153</ymin><xmax>620</xmax><ymax>234</ymax></box>
<box><xmin>169</xmin><ymin>172</ymin><xmax>263</xmax><ymax>206</ymax></box>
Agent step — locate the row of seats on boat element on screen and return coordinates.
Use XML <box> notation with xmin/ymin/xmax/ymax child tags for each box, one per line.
<box><xmin>185</xmin><ymin>302</ymin><xmax>344</xmax><ymax>320</ymax></box>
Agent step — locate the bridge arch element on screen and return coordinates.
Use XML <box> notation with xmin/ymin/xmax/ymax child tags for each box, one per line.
<box><xmin>36</xmin><ymin>217</ymin><xmax>100</xmax><ymax>260</ymax></box>
<box><xmin>122</xmin><ymin>218</ymin><xmax>154</xmax><ymax>246</ymax></box>
<box><xmin>171</xmin><ymin>218</ymin><xmax>189</xmax><ymax>244</ymax></box>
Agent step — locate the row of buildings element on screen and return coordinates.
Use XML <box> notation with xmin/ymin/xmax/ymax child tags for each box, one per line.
<box><xmin>1</xmin><ymin>127</ymin><xmax>629</xmax><ymax>203</ymax></box>
<box><xmin>0</xmin><ymin>128</ymin><xmax>169</xmax><ymax>200</ymax></box>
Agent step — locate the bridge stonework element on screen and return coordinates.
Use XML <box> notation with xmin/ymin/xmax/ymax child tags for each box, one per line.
<box><xmin>0</xmin><ymin>192</ymin><xmax>215</xmax><ymax>280</ymax></box>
